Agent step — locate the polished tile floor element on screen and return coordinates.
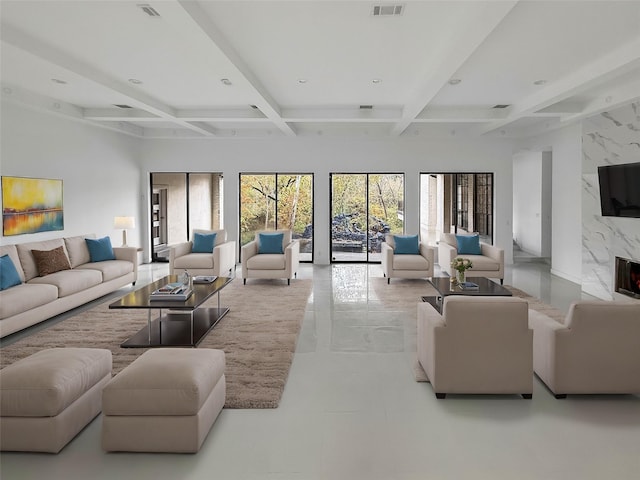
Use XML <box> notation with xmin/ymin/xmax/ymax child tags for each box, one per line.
<box><xmin>1</xmin><ymin>262</ymin><xmax>639</xmax><ymax>480</ymax></box>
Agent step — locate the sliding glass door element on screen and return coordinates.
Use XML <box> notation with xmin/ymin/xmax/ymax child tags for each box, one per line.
<box><xmin>239</xmin><ymin>173</ymin><xmax>313</xmax><ymax>262</ymax></box>
<box><xmin>330</xmin><ymin>173</ymin><xmax>404</xmax><ymax>262</ymax></box>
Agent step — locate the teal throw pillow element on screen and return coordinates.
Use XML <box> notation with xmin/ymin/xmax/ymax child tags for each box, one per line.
<box><xmin>455</xmin><ymin>234</ymin><xmax>481</xmax><ymax>255</ymax></box>
<box><xmin>193</xmin><ymin>232</ymin><xmax>217</xmax><ymax>253</ymax></box>
<box><xmin>0</xmin><ymin>254</ymin><xmax>22</xmax><ymax>290</ymax></box>
<box><xmin>85</xmin><ymin>237</ymin><xmax>116</xmax><ymax>262</ymax></box>
<box><xmin>393</xmin><ymin>235</ymin><xmax>419</xmax><ymax>255</ymax></box>
<box><xmin>258</xmin><ymin>232</ymin><xmax>284</xmax><ymax>254</ymax></box>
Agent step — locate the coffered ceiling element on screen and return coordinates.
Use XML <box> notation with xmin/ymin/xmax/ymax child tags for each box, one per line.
<box><xmin>1</xmin><ymin>0</ymin><xmax>639</xmax><ymax>139</ymax></box>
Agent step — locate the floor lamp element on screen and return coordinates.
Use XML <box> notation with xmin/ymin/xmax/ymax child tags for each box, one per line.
<box><xmin>114</xmin><ymin>216</ymin><xmax>135</xmax><ymax>247</ymax></box>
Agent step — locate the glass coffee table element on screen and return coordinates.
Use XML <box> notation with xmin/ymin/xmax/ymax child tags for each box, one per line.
<box><xmin>109</xmin><ymin>275</ymin><xmax>232</xmax><ymax>348</ymax></box>
<box><xmin>422</xmin><ymin>276</ymin><xmax>512</xmax><ymax>313</ymax></box>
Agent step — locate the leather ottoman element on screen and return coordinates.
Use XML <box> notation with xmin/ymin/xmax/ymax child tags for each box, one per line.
<box><xmin>101</xmin><ymin>348</ymin><xmax>226</xmax><ymax>453</ymax></box>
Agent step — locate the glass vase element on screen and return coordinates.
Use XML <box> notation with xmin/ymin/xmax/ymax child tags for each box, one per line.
<box><xmin>456</xmin><ymin>270</ymin><xmax>466</xmax><ymax>285</ymax></box>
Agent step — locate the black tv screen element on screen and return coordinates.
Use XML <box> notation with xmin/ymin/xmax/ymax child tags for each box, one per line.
<box><xmin>597</xmin><ymin>162</ymin><xmax>640</xmax><ymax>218</ymax></box>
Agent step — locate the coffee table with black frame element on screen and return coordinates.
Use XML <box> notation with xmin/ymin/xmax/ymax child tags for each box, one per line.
<box><xmin>422</xmin><ymin>276</ymin><xmax>512</xmax><ymax>313</ymax></box>
<box><xmin>109</xmin><ymin>274</ymin><xmax>232</xmax><ymax>348</ymax></box>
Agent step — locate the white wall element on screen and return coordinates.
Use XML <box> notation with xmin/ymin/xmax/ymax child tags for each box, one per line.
<box><xmin>513</xmin><ymin>151</ymin><xmax>543</xmax><ymax>256</ymax></box>
<box><xmin>140</xmin><ymin>136</ymin><xmax>515</xmax><ymax>265</ymax></box>
<box><xmin>516</xmin><ymin>123</ymin><xmax>583</xmax><ymax>284</ymax></box>
<box><xmin>0</xmin><ymin>103</ymin><xmax>142</xmax><ymax>248</ymax></box>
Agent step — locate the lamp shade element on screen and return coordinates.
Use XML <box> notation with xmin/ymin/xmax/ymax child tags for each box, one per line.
<box><xmin>114</xmin><ymin>216</ymin><xmax>135</xmax><ymax>229</ymax></box>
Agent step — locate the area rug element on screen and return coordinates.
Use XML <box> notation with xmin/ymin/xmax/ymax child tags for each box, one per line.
<box><xmin>0</xmin><ymin>278</ymin><xmax>313</xmax><ymax>409</ymax></box>
<box><xmin>370</xmin><ymin>278</ymin><xmax>568</xmax><ymax>382</ymax></box>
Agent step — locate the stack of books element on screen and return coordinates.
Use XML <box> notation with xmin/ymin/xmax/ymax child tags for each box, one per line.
<box><xmin>150</xmin><ymin>282</ymin><xmax>192</xmax><ymax>301</ymax></box>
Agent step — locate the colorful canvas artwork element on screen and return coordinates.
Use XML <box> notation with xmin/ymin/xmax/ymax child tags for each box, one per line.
<box><xmin>2</xmin><ymin>176</ymin><xmax>64</xmax><ymax>236</ymax></box>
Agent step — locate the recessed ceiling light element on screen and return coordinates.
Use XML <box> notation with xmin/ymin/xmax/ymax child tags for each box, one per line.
<box><xmin>297</xmin><ymin>79</ymin><xmax>307</xmax><ymax>84</ymax></box>
<box><xmin>372</xmin><ymin>79</ymin><xmax>381</xmax><ymax>84</ymax></box>
<box><xmin>220</xmin><ymin>78</ymin><xmax>232</xmax><ymax>86</ymax></box>
<box><xmin>128</xmin><ymin>78</ymin><xmax>143</xmax><ymax>85</ymax></box>
<box><xmin>533</xmin><ymin>79</ymin><xmax>547</xmax><ymax>85</ymax></box>
<box><xmin>51</xmin><ymin>78</ymin><xmax>67</xmax><ymax>85</ymax></box>
<box><xmin>448</xmin><ymin>78</ymin><xmax>462</xmax><ymax>85</ymax></box>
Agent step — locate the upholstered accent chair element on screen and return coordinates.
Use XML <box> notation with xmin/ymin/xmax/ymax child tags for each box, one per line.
<box><xmin>381</xmin><ymin>234</ymin><xmax>434</xmax><ymax>284</ymax></box>
<box><xmin>529</xmin><ymin>301</ymin><xmax>640</xmax><ymax>398</ymax></box>
<box><xmin>241</xmin><ymin>230</ymin><xmax>300</xmax><ymax>285</ymax></box>
<box><xmin>438</xmin><ymin>233</ymin><xmax>504</xmax><ymax>284</ymax></box>
<box><xmin>169</xmin><ymin>229</ymin><xmax>236</xmax><ymax>277</ymax></box>
<box><xmin>418</xmin><ymin>296</ymin><xmax>533</xmax><ymax>399</ymax></box>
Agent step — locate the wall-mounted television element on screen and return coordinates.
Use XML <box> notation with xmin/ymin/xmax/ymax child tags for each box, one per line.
<box><xmin>597</xmin><ymin>161</ymin><xmax>640</xmax><ymax>218</ymax></box>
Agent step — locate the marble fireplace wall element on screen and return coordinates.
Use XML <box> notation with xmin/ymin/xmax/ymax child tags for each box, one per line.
<box><xmin>582</xmin><ymin>101</ymin><xmax>640</xmax><ymax>300</ymax></box>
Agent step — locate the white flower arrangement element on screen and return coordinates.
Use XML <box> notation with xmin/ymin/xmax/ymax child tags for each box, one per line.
<box><xmin>451</xmin><ymin>257</ymin><xmax>473</xmax><ymax>273</ymax></box>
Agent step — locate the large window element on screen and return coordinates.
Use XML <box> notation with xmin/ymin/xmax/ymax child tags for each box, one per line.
<box><xmin>330</xmin><ymin>173</ymin><xmax>404</xmax><ymax>262</ymax></box>
<box><xmin>150</xmin><ymin>172</ymin><xmax>223</xmax><ymax>262</ymax></box>
<box><xmin>239</xmin><ymin>173</ymin><xmax>313</xmax><ymax>262</ymax></box>
<box><xmin>420</xmin><ymin>172</ymin><xmax>493</xmax><ymax>248</ymax></box>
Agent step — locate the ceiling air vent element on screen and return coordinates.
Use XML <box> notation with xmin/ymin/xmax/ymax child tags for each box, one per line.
<box><xmin>359</xmin><ymin>105</ymin><xmax>374</xmax><ymax>110</ymax></box>
<box><xmin>114</xmin><ymin>104</ymin><xmax>133</xmax><ymax>109</ymax></box>
<box><xmin>372</xmin><ymin>4</ymin><xmax>404</xmax><ymax>16</ymax></box>
<box><xmin>137</xmin><ymin>4</ymin><xmax>160</xmax><ymax>17</ymax></box>
<box><xmin>492</xmin><ymin>104</ymin><xmax>510</xmax><ymax>109</ymax></box>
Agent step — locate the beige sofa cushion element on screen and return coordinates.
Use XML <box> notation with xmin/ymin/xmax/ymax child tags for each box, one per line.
<box><xmin>0</xmin><ymin>283</ymin><xmax>58</xmax><ymax>320</ymax></box>
<box><xmin>173</xmin><ymin>253</ymin><xmax>215</xmax><ymax>270</ymax></box>
<box><xmin>76</xmin><ymin>260</ymin><xmax>134</xmax><ymax>282</ymax></box>
<box><xmin>29</xmin><ymin>269</ymin><xmax>102</xmax><ymax>297</ymax></box>
<box><xmin>247</xmin><ymin>254</ymin><xmax>286</xmax><ymax>270</ymax></box>
<box><xmin>103</xmin><ymin>348</ymin><xmax>225</xmax><ymax>416</ymax></box>
<box><xmin>393</xmin><ymin>254</ymin><xmax>430</xmax><ymax>271</ymax></box>
<box><xmin>16</xmin><ymin>239</ymin><xmax>68</xmax><ymax>282</ymax></box>
<box><xmin>440</xmin><ymin>233</ymin><xmax>457</xmax><ymax>247</ymax></box>
<box><xmin>64</xmin><ymin>234</ymin><xmax>95</xmax><ymax>268</ymax></box>
<box><xmin>463</xmin><ymin>254</ymin><xmax>501</xmax><ymax>272</ymax></box>
<box><xmin>0</xmin><ymin>245</ymin><xmax>25</xmax><ymax>283</ymax></box>
<box><xmin>0</xmin><ymin>348</ymin><xmax>112</xmax><ymax>417</ymax></box>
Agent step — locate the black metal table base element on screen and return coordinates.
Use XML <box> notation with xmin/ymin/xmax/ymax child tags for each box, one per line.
<box><xmin>121</xmin><ymin>307</ymin><xmax>229</xmax><ymax>348</ymax></box>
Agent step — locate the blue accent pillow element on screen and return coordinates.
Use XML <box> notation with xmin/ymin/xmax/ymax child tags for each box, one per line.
<box><xmin>0</xmin><ymin>254</ymin><xmax>22</xmax><ymax>290</ymax></box>
<box><xmin>192</xmin><ymin>232</ymin><xmax>217</xmax><ymax>253</ymax></box>
<box><xmin>258</xmin><ymin>232</ymin><xmax>284</xmax><ymax>254</ymax></box>
<box><xmin>85</xmin><ymin>237</ymin><xmax>116</xmax><ymax>262</ymax></box>
<box><xmin>456</xmin><ymin>234</ymin><xmax>481</xmax><ymax>255</ymax></box>
<box><xmin>394</xmin><ymin>235</ymin><xmax>419</xmax><ymax>255</ymax></box>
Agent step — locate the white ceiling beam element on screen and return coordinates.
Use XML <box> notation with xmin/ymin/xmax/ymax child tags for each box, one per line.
<box><xmin>176</xmin><ymin>0</ymin><xmax>296</xmax><ymax>137</ymax></box>
<box><xmin>478</xmin><ymin>37</ymin><xmax>640</xmax><ymax>135</ymax></box>
<box><xmin>282</xmin><ymin>106</ymin><xmax>402</xmax><ymax>122</ymax></box>
<box><xmin>414</xmin><ymin>107</ymin><xmax>508</xmax><ymax>123</ymax></box>
<box><xmin>83</xmin><ymin>108</ymin><xmax>160</xmax><ymax>121</ymax></box>
<box><xmin>176</xmin><ymin>108</ymin><xmax>266</xmax><ymax>121</ymax></box>
<box><xmin>0</xmin><ymin>23</ymin><xmax>216</xmax><ymax>137</ymax></box>
<box><xmin>1</xmin><ymin>83</ymin><xmax>143</xmax><ymax>137</ymax></box>
<box><xmin>390</xmin><ymin>1</ymin><xmax>519</xmax><ymax>136</ymax></box>
<box><xmin>560</xmin><ymin>78</ymin><xmax>640</xmax><ymax>124</ymax></box>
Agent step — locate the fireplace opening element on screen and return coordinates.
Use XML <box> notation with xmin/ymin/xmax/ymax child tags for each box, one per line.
<box><xmin>615</xmin><ymin>256</ymin><xmax>640</xmax><ymax>299</ymax></box>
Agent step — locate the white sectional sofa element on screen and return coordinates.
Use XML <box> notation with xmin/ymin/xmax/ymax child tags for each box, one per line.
<box><xmin>0</xmin><ymin>234</ymin><xmax>137</xmax><ymax>338</ymax></box>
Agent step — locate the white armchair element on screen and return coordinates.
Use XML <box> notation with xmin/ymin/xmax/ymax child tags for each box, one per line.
<box><xmin>529</xmin><ymin>301</ymin><xmax>640</xmax><ymax>398</ymax></box>
<box><xmin>438</xmin><ymin>233</ymin><xmax>504</xmax><ymax>284</ymax></box>
<box><xmin>169</xmin><ymin>229</ymin><xmax>236</xmax><ymax>277</ymax></box>
<box><xmin>381</xmin><ymin>234</ymin><xmax>434</xmax><ymax>283</ymax></box>
<box><xmin>241</xmin><ymin>230</ymin><xmax>300</xmax><ymax>285</ymax></box>
<box><xmin>418</xmin><ymin>296</ymin><xmax>533</xmax><ymax>399</ymax></box>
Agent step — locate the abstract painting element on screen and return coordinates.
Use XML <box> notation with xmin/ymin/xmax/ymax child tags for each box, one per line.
<box><xmin>2</xmin><ymin>176</ymin><xmax>64</xmax><ymax>236</ymax></box>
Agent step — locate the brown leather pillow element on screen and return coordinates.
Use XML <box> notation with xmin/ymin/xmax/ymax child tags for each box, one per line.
<box><xmin>31</xmin><ymin>246</ymin><xmax>71</xmax><ymax>276</ymax></box>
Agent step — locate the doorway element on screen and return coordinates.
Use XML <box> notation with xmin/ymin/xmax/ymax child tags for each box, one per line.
<box><xmin>150</xmin><ymin>172</ymin><xmax>223</xmax><ymax>262</ymax></box>
<box><xmin>330</xmin><ymin>173</ymin><xmax>404</xmax><ymax>262</ymax></box>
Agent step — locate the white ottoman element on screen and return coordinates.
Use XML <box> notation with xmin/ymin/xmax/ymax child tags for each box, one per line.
<box><xmin>0</xmin><ymin>348</ymin><xmax>112</xmax><ymax>453</ymax></box>
<box><xmin>102</xmin><ymin>348</ymin><xmax>226</xmax><ymax>453</ymax></box>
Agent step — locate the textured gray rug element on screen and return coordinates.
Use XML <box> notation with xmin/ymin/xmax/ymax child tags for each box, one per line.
<box><xmin>370</xmin><ymin>278</ymin><xmax>567</xmax><ymax>382</ymax></box>
<box><xmin>0</xmin><ymin>278</ymin><xmax>313</xmax><ymax>409</ymax></box>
